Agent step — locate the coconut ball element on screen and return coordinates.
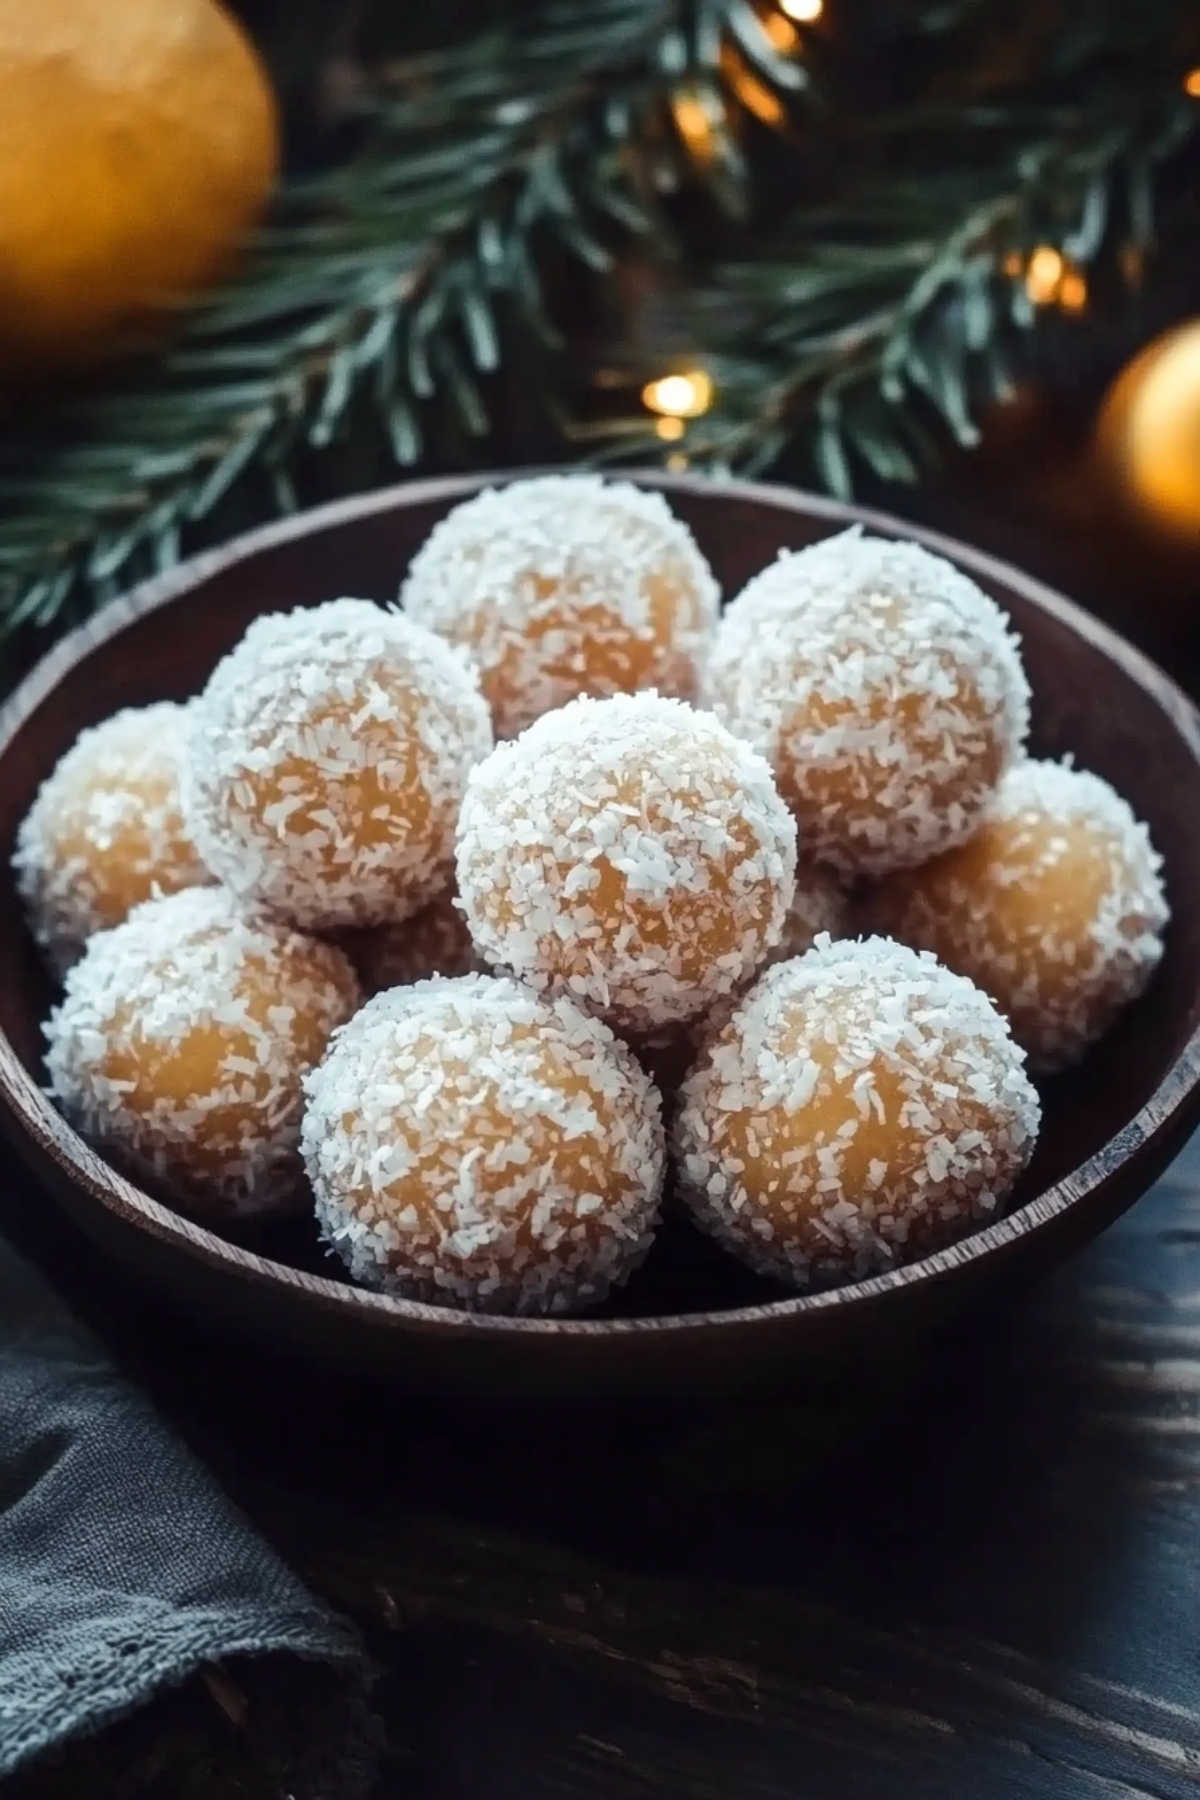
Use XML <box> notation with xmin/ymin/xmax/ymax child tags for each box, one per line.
<box><xmin>183</xmin><ymin>598</ymin><xmax>493</xmax><ymax>932</ymax></box>
<box><xmin>456</xmin><ymin>691</ymin><xmax>798</xmax><ymax>1034</ymax></box>
<box><xmin>13</xmin><ymin>702</ymin><xmax>213</xmax><ymax>977</ymax></box>
<box><xmin>706</xmin><ymin>529</ymin><xmax>1030</xmax><ymax>875</ymax></box>
<box><xmin>866</xmin><ymin>759</ymin><xmax>1169</xmax><ymax>1073</ymax></box>
<box><xmin>675</xmin><ymin>936</ymin><xmax>1040</xmax><ymax>1291</ymax></box>
<box><xmin>44</xmin><ymin>886</ymin><xmax>361</xmax><ymax>1220</ymax></box>
<box><xmin>346</xmin><ymin>883</ymin><xmax>483</xmax><ymax>996</ymax></box>
<box><xmin>401</xmin><ymin>476</ymin><xmax>720</xmax><ymax>737</ymax></box>
<box><xmin>684</xmin><ymin>860</ymin><xmax>853</xmax><ymax>1063</ymax></box>
<box><xmin>302</xmin><ymin>973</ymin><xmax>665</xmax><ymax>1314</ymax></box>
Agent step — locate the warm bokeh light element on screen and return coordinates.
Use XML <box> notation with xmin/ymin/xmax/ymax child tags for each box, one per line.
<box><xmin>780</xmin><ymin>0</ymin><xmax>823</xmax><ymax>20</ymax></box>
<box><xmin>1025</xmin><ymin>245</ymin><xmax>1064</xmax><ymax>305</ymax></box>
<box><xmin>643</xmin><ymin>370</ymin><xmax>714</xmax><ymax>418</ymax></box>
<box><xmin>1184</xmin><ymin>67</ymin><xmax>1200</xmax><ymax>97</ymax></box>
<box><xmin>655</xmin><ymin>416</ymin><xmax>687</xmax><ymax>442</ymax></box>
<box><xmin>1058</xmin><ymin>269</ymin><xmax>1087</xmax><ymax>313</ymax></box>
<box><xmin>672</xmin><ymin>91</ymin><xmax>718</xmax><ymax>161</ymax></box>
<box><xmin>1097</xmin><ymin>320</ymin><xmax>1200</xmax><ymax>539</ymax></box>
<box><xmin>729</xmin><ymin>63</ymin><xmax>786</xmax><ymax>125</ymax></box>
<box><xmin>762</xmin><ymin>11</ymin><xmax>799</xmax><ymax>50</ymax></box>
<box><xmin>1017</xmin><ymin>245</ymin><xmax>1086</xmax><ymax>311</ymax></box>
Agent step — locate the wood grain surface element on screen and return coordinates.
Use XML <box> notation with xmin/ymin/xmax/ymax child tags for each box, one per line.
<box><xmin>9</xmin><ymin>1128</ymin><xmax>1200</xmax><ymax>1799</ymax></box>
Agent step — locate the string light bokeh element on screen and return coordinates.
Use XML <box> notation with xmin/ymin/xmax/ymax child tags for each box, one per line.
<box><xmin>642</xmin><ymin>371</ymin><xmax>714</xmax><ymax>421</ymax></box>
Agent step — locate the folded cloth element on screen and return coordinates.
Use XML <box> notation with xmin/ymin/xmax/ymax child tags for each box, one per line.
<box><xmin>0</xmin><ymin>1230</ymin><xmax>375</xmax><ymax>1792</ymax></box>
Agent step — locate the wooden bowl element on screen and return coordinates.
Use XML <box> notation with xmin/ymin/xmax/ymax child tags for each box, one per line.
<box><xmin>2</xmin><ymin>473</ymin><xmax>1199</xmax><ymax>1402</ymax></box>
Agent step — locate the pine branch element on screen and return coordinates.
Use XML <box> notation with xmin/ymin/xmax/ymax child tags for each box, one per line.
<box><xmin>0</xmin><ymin>0</ymin><xmax>801</xmax><ymax>639</ymax></box>
<box><xmin>590</xmin><ymin>78</ymin><xmax>1198</xmax><ymax>487</ymax></box>
<box><xmin>1</xmin><ymin>0</ymin><xmax>1196</xmax><ymax>644</ymax></box>
<box><xmin>586</xmin><ymin>0</ymin><xmax>1200</xmax><ymax>486</ymax></box>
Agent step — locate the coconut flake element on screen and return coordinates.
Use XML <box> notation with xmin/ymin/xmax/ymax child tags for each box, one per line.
<box><xmin>301</xmin><ymin>972</ymin><xmax>665</xmax><ymax>1314</ymax></box>
<box><xmin>706</xmin><ymin>529</ymin><xmax>1031</xmax><ymax>875</ymax></box>
<box><xmin>674</xmin><ymin>934</ymin><xmax>1040</xmax><ymax>1290</ymax></box>
<box><xmin>456</xmin><ymin>690</ymin><xmax>798</xmax><ymax>1032</ymax></box>
<box><xmin>182</xmin><ymin>598</ymin><xmax>493</xmax><ymax>931</ymax></box>
<box><xmin>401</xmin><ymin>476</ymin><xmax>720</xmax><ymax>737</ymax></box>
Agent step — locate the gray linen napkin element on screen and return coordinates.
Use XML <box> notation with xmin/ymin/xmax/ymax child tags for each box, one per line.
<box><xmin>0</xmin><ymin>1230</ymin><xmax>376</xmax><ymax>1792</ymax></box>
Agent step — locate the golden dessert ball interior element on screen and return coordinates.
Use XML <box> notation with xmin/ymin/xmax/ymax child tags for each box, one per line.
<box><xmin>49</xmin><ymin>757</ymin><xmax>200</xmax><ymax>930</ymax></box>
<box><xmin>679</xmin><ymin>944</ymin><xmax>1038</xmax><ymax>1292</ymax></box>
<box><xmin>680</xmin><ymin>864</ymin><xmax>849</xmax><ymax>1073</ymax></box>
<box><xmin>480</xmin><ymin>534</ymin><xmax>709</xmax><ymax>728</ymax></box>
<box><xmin>715</xmin><ymin>996</ymin><xmax>1004</xmax><ymax>1253</ymax></box>
<box><xmin>772</xmin><ymin>653</ymin><xmax>1007</xmax><ymax>844</ymax></box>
<box><xmin>336</xmin><ymin>1020</ymin><xmax>637</xmax><ymax>1257</ymax></box>
<box><xmin>237</xmin><ymin>694</ymin><xmax>435</xmax><ymax>877</ymax></box>
<box><xmin>185</xmin><ymin>600</ymin><xmax>493</xmax><ymax>933</ymax></box>
<box><xmin>18</xmin><ymin>707</ymin><xmax>212</xmax><ymax>972</ymax></box>
<box><xmin>479</xmin><ymin>764</ymin><xmax>780</xmax><ymax>999</ymax></box>
<box><xmin>872</xmin><ymin>803</ymin><xmax>1150</xmax><ymax>1049</ymax></box>
<box><xmin>413</xmin><ymin>489</ymin><xmax>716</xmax><ymax>738</ymax></box>
<box><xmin>95</xmin><ymin>928</ymin><xmax>357</xmax><ymax>1193</ymax></box>
<box><xmin>104</xmin><ymin>942</ymin><xmax>338</xmax><ymax>1110</ymax></box>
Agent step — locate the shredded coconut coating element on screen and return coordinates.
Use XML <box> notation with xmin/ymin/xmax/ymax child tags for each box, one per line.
<box><xmin>183</xmin><ymin>598</ymin><xmax>493</xmax><ymax>931</ymax></box>
<box><xmin>706</xmin><ymin>529</ymin><xmax>1031</xmax><ymax>875</ymax></box>
<box><xmin>687</xmin><ymin>860</ymin><xmax>853</xmax><ymax>1060</ymax></box>
<box><xmin>344</xmin><ymin>882</ymin><xmax>484</xmax><ymax>996</ymax></box>
<box><xmin>456</xmin><ymin>691</ymin><xmax>798</xmax><ymax>1034</ymax></box>
<box><xmin>603</xmin><ymin>859</ymin><xmax>848</xmax><ymax>1089</ymax></box>
<box><xmin>44</xmin><ymin>886</ymin><xmax>362</xmax><ymax>1220</ymax></box>
<box><xmin>675</xmin><ymin>934</ymin><xmax>1040</xmax><ymax>1291</ymax></box>
<box><xmin>401</xmin><ymin>476</ymin><xmax>720</xmax><ymax>738</ymax></box>
<box><xmin>866</xmin><ymin>758</ymin><xmax>1169</xmax><ymax>1073</ymax></box>
<box><xmin>302</xmin><ymin>973</ymin><xmax>665</xmax><ymax>1314</ymax></box>
<box><xmin>13</xmin><ymin>702</ymin><xmax>213</xmax><ymax>978</ymax></box>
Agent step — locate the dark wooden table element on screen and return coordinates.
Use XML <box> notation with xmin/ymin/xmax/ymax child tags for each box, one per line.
<box><xmin>9</xmin><ymin>1123</ymin><xmax>1200</xmax><ymax>1800</ymax></box>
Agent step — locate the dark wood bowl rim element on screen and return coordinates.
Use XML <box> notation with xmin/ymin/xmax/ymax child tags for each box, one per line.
<box><xmin>3</xmin><ymin>470</ymin><xmax>1199</xmax><ymax>1341</ymax></box>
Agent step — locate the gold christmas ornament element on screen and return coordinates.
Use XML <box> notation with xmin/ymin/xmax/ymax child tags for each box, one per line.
<box><xmin>1095</xmin><ymin>320</ymin><xmax>1200</xmax><ymax>542</ymax></box>
<box><xmin>0</xmin><ymin>0</ymin><xmax>279</xmax><ymax>371</ymax></box>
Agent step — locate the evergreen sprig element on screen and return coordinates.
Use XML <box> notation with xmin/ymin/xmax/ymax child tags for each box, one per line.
<box><xmin>594</xmin><ymin>85</ymin><xmax>1196</xmax><ymax>487</ymax></box>
<box><xmin>0</xmin><ymin>0</ymin><xmax>1196</xmax><ymax>643</ymax></box>
<box><xmin>0</xmin><ymin>0</ymin><xmax>801</xmax><ymax>637</ymax></box>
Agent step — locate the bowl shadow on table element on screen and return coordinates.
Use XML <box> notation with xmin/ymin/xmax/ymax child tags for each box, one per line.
<box><xmin>209</xmin><ymin>1236</ymin><xmax>1151</xmax><ymax>1692</ymax></box>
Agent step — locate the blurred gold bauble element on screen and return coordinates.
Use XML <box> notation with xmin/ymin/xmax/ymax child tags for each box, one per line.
<box><xmin>0</xmin><ymin>0</ymin><xmax>279</xmax><ymax>370</ymax></box>
<box><xmin>1095</xmin><ymin>321</ymin><xmax>1200</xmax><ymax>544</ymax></box>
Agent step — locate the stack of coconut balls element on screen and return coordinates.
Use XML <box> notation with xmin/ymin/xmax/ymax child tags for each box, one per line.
<box><xmin>17</xmin><ymin>476</ymin><xmax>1169</xmax><ymax>1315</ymax></box>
